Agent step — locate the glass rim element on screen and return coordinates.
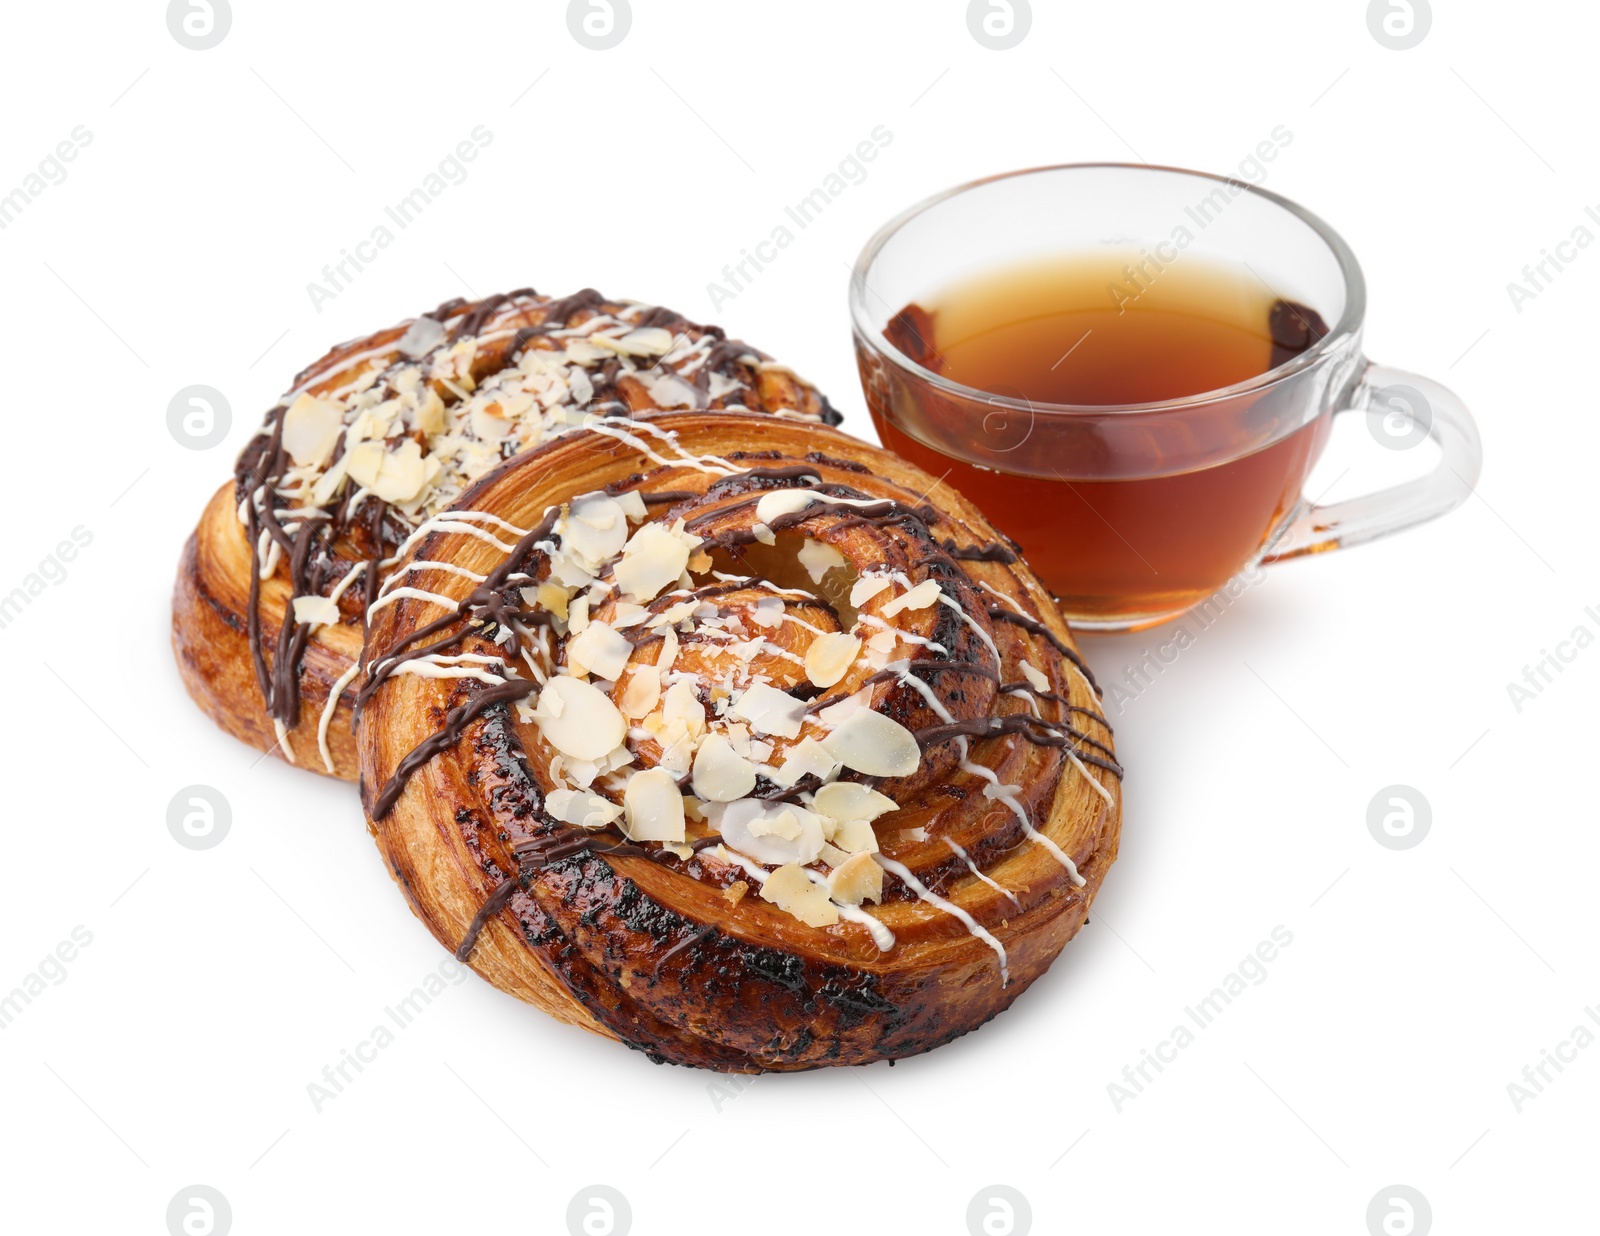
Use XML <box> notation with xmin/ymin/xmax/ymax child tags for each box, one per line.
<box><xmin>848</xmin><ymin>161</ymin><xmax>1367</xmax><ymax>417</ymax></box>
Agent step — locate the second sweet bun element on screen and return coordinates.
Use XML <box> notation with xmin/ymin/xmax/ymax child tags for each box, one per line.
<box><xmin>172</xmin><ymin>288</ymin><xmax>839</xmax><ymax>779</ymax></box>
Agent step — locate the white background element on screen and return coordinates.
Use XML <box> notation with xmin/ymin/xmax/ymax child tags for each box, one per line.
<box><xmin>1</xmin><ymin>1</ymin><xmax>1594</xmax><ymax>1233</ymax></box>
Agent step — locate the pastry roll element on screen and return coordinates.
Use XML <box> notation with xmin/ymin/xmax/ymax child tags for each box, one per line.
<box><xmin>359</xmin><ymin>412</ymin><xmax>1121</xmax><ymax>1070</ymax></box>
<box><xmin>171</xmin><ymin>289</ymin><xmax>839</xmax><ymax>778</ymax></box>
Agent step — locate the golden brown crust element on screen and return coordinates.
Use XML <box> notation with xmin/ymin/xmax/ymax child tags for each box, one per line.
<box><xmin>172</xmin><ymin>290</ymin><xmax>840</xmax><ymax>778</ymax></box>
<box><xmin>359</xmin><ymin>413</ymin><xmax>1121</xmax><ymax>1071</ymax></box>
<box><xmin>172</xmin><ymin>483</ymin><xmax>365</xmax><ymax>775</ymax></box>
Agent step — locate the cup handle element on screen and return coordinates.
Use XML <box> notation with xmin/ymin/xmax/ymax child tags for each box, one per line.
<box><xmin>1264</xmin><ymin>360</ymin><xmax>1483</xmax><ymax>563</ymax></box>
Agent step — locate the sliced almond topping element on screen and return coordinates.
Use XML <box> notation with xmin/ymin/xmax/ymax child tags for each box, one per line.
<box><xmin>561</xmin><ymin>493</ymin><xmax>629</xmax><ymax>570</ymax></box>
<box><xmin>751</xmin><ymin>523</ymin><xmax>776</xmax><ymax>546</ymax></box>
<box><xmin>613</xmin><ymin>326</ymin><xmax>675</xmax><ymax>356</ymax></box>
<box><xmin>812</xmin><ymin>781</ymin><xmax>899</xmax><ymax>824</ymax></box>
<box><xmin>291</xmin><ymin>595</ymin><xmax>341</xmax><ymax>627</ymax></box>
<box><xmin>827</xmin><ymin>818</ymin><xmax>881</xmax><ymax>855</ymax></box>
<box><xmin>798</xmin><ymin>538</ymin><xmax>846</xmax><ymax>584</ymax></box>
<box><xmin>805</xmin><ymin>632</ymin><xmax>861</xmax><ymax>689</ymax></box>
<box><xmin>622</xmin><ymin>767</ymin><xmax>686</xmax><ymax>842</ymax></box>
<box><xmin>723</xmin><ymin>880</ymin><xmax>750</xmax><ymax>906</ymax></box>
<box><xmin>567</xmin><ymin>620</ymin><xmax>633</xmax><ymax>681</ymax></box>
<box><xmin>754</xmin><ymin>489</ymin><xmax>818</xmax><ymax>525</ymax></box>
<box><xmin>850</xmin><ymin>575</ymin><xmax>893</xmax><ymax>607</ymax></box>
<box><xmin>619</xmin><ymin>666</ymin><xmax>661</xmax><ymax>719</ymax></box>
<box><xmin>534</xmin><ymin>582</ymin><xmax>571</xmax><ymax>621</ymax></box>
<box><xmin>660</xmin><ymin>680</ymin><xmax>706</xmax><ymax>741</ymax></box>
<box><xmin>820</xmin><ymin>709</ymin><xmax>921</xmax><ymax>778</ymax></box>
<box><xmin>532</xmin><ymin>675</ymin><xmax>626</xmax><ymax>761</ymax></box>
<box><xmin>345</xmin><ymin>439</ymin><xmax>429</xmax><ymax>504</ymax></box>
<box><xmin>772</xmin><ymin>736</ymin><xmax>841</xmax><ymax>787</ymax></box>
<box><xmin>760</xmin><ymin>864</ymin><xmax>839</xmax><ymax>928</ymax></box>
<box><xmin>819</xmin><ymin>843</ymin><xmax>852</xmax><ymax>868</ymax></box>
<box><xmin>717</xmin><ymin>799</ymin><xmax>825</xmax><ymax>865</ymax></box>
<box><xmin>748</xmin><ymin>597</ymin><xmax>784</xmax><ymax>629</ymax></box>
<box><xmin>415</xmin><ymin>388</ymin><xmax>446</xmax><ymax>435</ymax></box>
<box><xmin>545</xmin><ymin>788</ymin><xmax>622</xmax><ymax>829</ymax></box>
<box><xmin>691</xmin><ymin>733</ymin><xmax>757</xmax><ymax>802</ymax></box>
<box><xmin>729</xmin><ymin>682</ymin><xmax>806</xmax><ymax>739</ymax></box>
<box><xmin>881</xmin><ymin>579</ymin><xmax>942</xmax><ymax>617</ymax></box>
<box><xmin>282</xmin><ymin>394</ymin><xmax>343</xmax><ymax>468</ymax></box>
<box><xmin>826</xmin><ymin>851</ymin><xmax>884</xmax><ymax>905</ymax></box>
<box><xmin>614</xmin><ymin>490</ymin><xmax>648</xmax><ymax>521</ymax></box>
<box><xmin>750</xmin><ymin>814</ymin><xmax>802</xmax><ymax>842</ymax></box>
<box><xmin>396</xmin><ymin>315</ymin><xmax>446</xmax><ymax>358</ymax></box>
<box><xmin>614</xmin><ymin>522</ymin><xmax>694</xmax><ymax>602</ymax></box>
<box><xmin>1020</xmin><ymin>660</ymin><xmax>1050</xmax><ymax>692</ymax></box>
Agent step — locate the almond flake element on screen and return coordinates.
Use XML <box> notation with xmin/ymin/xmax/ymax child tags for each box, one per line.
<box><xmin>620</xmin><ymin>666</ymin><xmax>661</xmax><ymax>719</ymax></box>
<box><xmin>730</xmin><ymin>682</ymin><xmax>806</xmax><ymax>739</ymax></box>
<box><xmin>614</xmin><ymin>326</ymin><xmax>675</xmax><ymax>356</ymax></box>
<box><xmin>881</xmin><ymin>579</ymin><xmax>942</xmax><ymax>617</ymax></box>
<box><xmin>772</xmin><ymin>736</ymin><xmax>841</xmax><ymax>787</ymax></box>
<box><xmin>534</xmin><ymin>582</ymin><xmax>571</xmax><ymax>621</ymax></box>
<box><xmin>754</xmin><ymin>489</ymin><xmax>819</xmax><ymax>525</ymax></box>
<box><xmin>532</xmin><ymin>676</ymin><xmax>626</xmax><ymax>761</ymax></box>
<box><xmin>717</xmin><ymin>799</ymin><xmax>824</xmax><ymax>866</ymax></box>
<box><xmin>345</xmin><ymin>439</ymin><xmax>429</xmax><ymax>504</ymax></box>
<box><xmin>748</xmin><ymin>597</ymin><xmax>784</xmax><ymax>629</ymax></box>
<box><xmin>615</xmin><ymin>522</ymin><xmax>694</xmax><ymax>602</ymax></box>
<box><xmin>850</xmin><ymin>575</ymin><xmax>894</xmax><ymax>607</ymax></box>
<box><xmin>811</xmin><ymin>781</ymin><xmax>899</xmax><ymax>824</ymax></box>
<box><xmin>798</xmin><ymin>538</ymin><xmax>846</xmax><ymax>584</ymax></box>
<box><xmin>622</xmin><ymin>768</ymin><xmax>686</xmax><ymax>842</ymax></box>
<box><xmin>826</xmin><ymin>851</ymin><xmax>884</xmax><ymax>905</ymax></box>
<box><xmin>805</xmin><ymin>632</ymin><xmax>861</xmax><ymax>689</ymax></box>
<box><xmin>282</xmin><ymin>394</ymin><xmax>343</xmax><ymax>468</ymax></box>
<box><xmin>567</xmin><ymin>620</ymin><xmax>632</xmax><ymax>681</ymax></box>
<box><xmin>820</xmin><ymin>710</ymin><xmax>920</xmax><ymax>777</ymax></box>
<box><xmin>1020</xmin><ymin>660</ymin><xmax>1050</xmax><ymax>692</ymax></box>
<box><xmin>396</xmin><ymin>316</ymin><xmax>446</xmax><ymax>358</ymax></box>
<box><xmin>826</xmin><ymin>818</ymin><xmax>881</xmax><ymax>855</ymax></box>
<box><xmin>561</xmin><ymin>493</ymin><xmax>629</xmax><ymax>570</ymax></box>
<box><xmin>545</xmin><ymin>788</ymin><xmax>622</xmax><ymax>829</ymax></box>
<box><xmin>691</xmin><ymin>734</ymin><xmax>757</xmax><ymax>802</ymax></box>
<box><xmin>759</xmin><ymin>864</ymin><xmax>839</xmax><ymax>928</ymax></box>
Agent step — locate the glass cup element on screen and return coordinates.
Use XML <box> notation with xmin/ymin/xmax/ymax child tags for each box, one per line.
<box><xmin>849</xmin><ymin>163</ymin><xmax>1482</xmax><ymax>630</ymax></box>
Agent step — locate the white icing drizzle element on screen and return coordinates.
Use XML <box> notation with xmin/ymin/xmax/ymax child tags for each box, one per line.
<box><xmin>583</xmin><ymin>419</ymin><xmax>741</xmax><ymax>477</ymax></box>
<box><xmin>382</xmin><ymin>513</ymin><xmax>526</xmax><ymax>566</ymax></box>
<box><xmin>326</xmin><ymin>559</ymin><xmax>368</xmax><ymax>606</ymax></box>
<box><xmin>367</xmin><ymin>585</ymin><xmax>464</xmax><ymax>619</ymax></box>
<box><xmin>855</xmin><ymin>614</ymin><xmax>947</xmax><ymax>655</ymax></box>
<box><xmin>273</xmin><ymin>717</ymin><xmax>296</xmax><ymax>765</ymax></box>
<box><xmin>956</xmin><ymin>736</ymin><xmax>1086</xmax><ymax>888</ymax></box>
<box><xmin>873</xmin><ymin>854</ymin><xmax>1008</xmax><ymax>985</ymax></box>
<box><xmin>891</xmin><ymin>661</ymin><xmax>955</xmax><ymax>723</ymax></box>
<box><xmin>939</xmin><ymin>593</ymin><xmax>1001</xmax><ymax>667</ymax></box>
<box><xmin>944</xmin><ymin>837</ymin><xmax>1022</xmax><ymax>910</ymax></box>
<box><xmin>976</xmin><ymin>579</ymin><xmax>1099</xmax><ymax>702</ymax></box>
<box><xmin>317</xmin><ymin>660</ymin><xmax>364</xmax><ymax>773</ymax></box>
<box><xmin>376</xmin><ymin>558</ymin><xmax>488</xmax><ymax>599</ymax></box>
<box><xmin>384</xmin><ymin>653</ymin><xmax>508</xmax><ymax>685</ymax></box>
<box><xmin>1066</xmin><ymin>751</ymin><xmax>1116</xmax><ymax>809</ymax></box>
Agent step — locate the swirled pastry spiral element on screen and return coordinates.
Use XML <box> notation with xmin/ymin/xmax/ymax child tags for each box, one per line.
<box><xmin>359</xmin><ymin>412</ymin><xmax>1122</xmax><ymax>1071</ymax></box>
<box><xmin>171</xmin><ymin>289</ymin><xmax>839</xmax><ymax>779</ymax></box>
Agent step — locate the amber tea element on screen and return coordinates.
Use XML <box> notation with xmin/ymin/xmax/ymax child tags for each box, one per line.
<box><xmin>865</xmin><ymin>251</ymin><xmax>1331</xmax><ymax>624</ymax></box>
